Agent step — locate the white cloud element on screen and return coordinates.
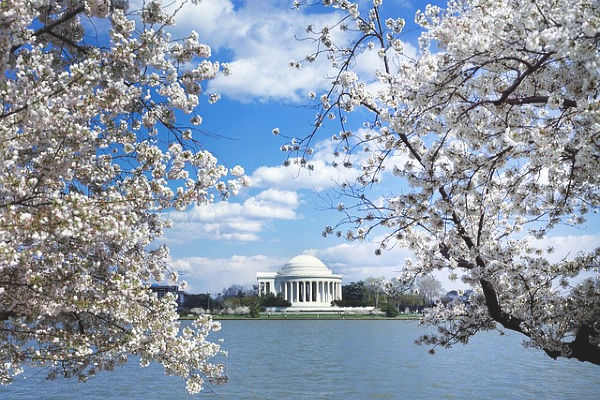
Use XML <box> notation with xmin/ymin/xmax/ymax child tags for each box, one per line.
<box><xmin>255</xmin><ymin>188</ymin><xmax>299</xmax><ymax>206</ymax></box>
<box><xmin>167</xmin><ymin>0</ymin><xmax>416</xmax><ymax>102</ymax></box>
<box><xmin>250</xmin><ymin>133</ymin><xmax>411</xmax><ymax>194</ymax></box>
<box><xmin>527</xmin><ymin>234</ymin><xmax>600</xmax><ymax>264</ymax></box>
<box><xmin>170</xmin><ymin>254</ymin><xmax>289</xmax><ymax>293</ymax></box>
<box><xmin>250</xmin><ymin>138</ymin><xmax>365</xmax><ymax>190</ymax></box>
<box><xmin>251</xmin><ymin>159</ymin><xmax>362</xmax><ymax>191</ymax></box>
<box><xmin>305</xmin><ymin>241</ymin><xmax>412</xmax><ymax>282</ymax></box>
<box><xmin>169</xmin><ymin>0</ymin><xmax>347</xmax><ymax>102</ymax></box>
<box><xmin>165</xmin><ymin>189</ymin><xmax>300</xmax><ymax>243</ymax></box>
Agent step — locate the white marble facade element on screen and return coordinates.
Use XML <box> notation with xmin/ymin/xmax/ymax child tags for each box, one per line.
<box><xmin>257</xmin><ymin>255</ymin><xmax>342</xmax><ymax>308</ymax></box>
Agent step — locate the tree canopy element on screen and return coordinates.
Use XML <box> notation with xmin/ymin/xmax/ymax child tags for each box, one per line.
<box><xmin>0</xmin><ymin>0</ymin><xmax>248</xmax><ymax>392</ymax></box>
<box><xmin>415</xmin><ymin>275</ymin><xmax>444</xmax><ymax>306</ymax></box>
<box><xmin>291</xmin><ymin>0</ymin><xmax>600</xmax><ymax>365</ymax></box>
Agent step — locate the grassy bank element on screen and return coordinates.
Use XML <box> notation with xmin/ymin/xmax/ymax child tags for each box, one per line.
<box><xmin>180</xmin><ymin>313</ymin><xmax>422</xmax><ymax>321</ymax></box>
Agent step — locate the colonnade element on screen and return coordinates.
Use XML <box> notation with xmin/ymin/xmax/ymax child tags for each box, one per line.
<box><xmin>279</xmin><ymin>280</ymin><xmax>341</xmax><ymax>303</ymax></box>
<box><xmin>257</xmin><ymin>279</ymin><xmax>342</xmax><ymax>304</ymax></box>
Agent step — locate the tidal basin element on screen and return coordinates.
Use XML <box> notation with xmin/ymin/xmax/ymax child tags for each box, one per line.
<box><xmin>2</xmin><ymin>320</ymin><xmax>598</xmax><ymax>399</ymax></box>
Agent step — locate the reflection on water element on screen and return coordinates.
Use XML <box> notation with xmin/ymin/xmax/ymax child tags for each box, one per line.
<box><xmin>2</xmin><ymin>320</ymin><xmax>598</xmax><ymax>399</ymax></box>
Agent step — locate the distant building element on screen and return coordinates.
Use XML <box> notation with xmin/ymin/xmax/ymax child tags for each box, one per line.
<box><xmin>150</xmin><ymin>284</ymin><xmax>185</xmax><ymax>307</ymax></box>
<box><xmin>256</xmin><ymin>255</ymin><xmax>342</xmax><ymax>309</ymax></box>
<box><xmin>442</xmin><ymin>289</ymin><xmax>472</xmax><ymax>305</ymax></box>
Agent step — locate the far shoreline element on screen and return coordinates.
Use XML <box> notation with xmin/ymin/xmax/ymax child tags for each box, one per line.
<box><xmin>180</xmin><ymin>313</ymin><xmax>423</xmax><ymax>321</ymax></box>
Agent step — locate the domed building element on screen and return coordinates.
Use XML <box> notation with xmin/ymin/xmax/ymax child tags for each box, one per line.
<box><xmin>257</xmin><ymin>255</ymin><xmax>342</xmax><ymax>308</ymax></box>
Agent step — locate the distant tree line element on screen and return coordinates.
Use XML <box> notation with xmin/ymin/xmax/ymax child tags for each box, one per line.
<box><xmin>180</xmin><ymin>276</ymin><xmax>449</xmax><ymax>318</ymax></box>
<box><xmin>334</xmin><ymin>276</ymin><xmax>445</xmax><ymax>316</ymax></box>
<box><xmin>180</xmin><ymin>284</ymin><xmax>291</xmax><ymax>316</ymax></box>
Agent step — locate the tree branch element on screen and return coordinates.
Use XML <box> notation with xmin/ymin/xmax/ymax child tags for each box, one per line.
<box><xmin>568</xmin><ymin>325</ymin><xmax>600</xmax><ymax>364</ymax></box>
<box><xmin>479</xmin><ymin>278</ymin><xmax>525</xmax><ymax>333</ymax></box>
<box><xmin>493</xmin><ymin>52</ymin><xmax>553</xmax><ymax>105</ymax></box>
<box><xmin>504</xmin><ymin>95</ymin><xmax>577</xmax><ymax>108</ymax></box>
<box><xmin>0</xmin><ymin>311</ymin><xmax>16</xmax><ymax>321</ymax></box>
<box><xmin>44</xmin><ymin>29</ymin><xmax>89</xmax><ymax>53</ymax></box>
<box><xmin>10</xmin><ymin>5</ymin><xmax>85</xmax><ymax>54</ymax></box>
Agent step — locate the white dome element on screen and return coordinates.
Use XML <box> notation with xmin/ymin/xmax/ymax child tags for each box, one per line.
<box><xmin>279</xmin><ymin>255</ymin><xmax>333</xmax><ymax>276</ymax></box>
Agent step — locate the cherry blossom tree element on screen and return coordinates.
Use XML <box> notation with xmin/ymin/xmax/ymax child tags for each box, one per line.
<box><xmin>0</xmin><ymin>0</ymin><xmax>249</xmax><ymax>392</ymax></box>
<box><xmin>290</xmin><ymin>0</ymin><xmax>600</xmax><ymax>365</ymax></box>
<box><xmin>364</xmin><ymin>276</ymin><xmax>386</xmax><ymax>309</ymax></box>
<box><xmin>415</xmin><ymin>275</ymin><xmax>444</xmax><ymax>306</ymax></box>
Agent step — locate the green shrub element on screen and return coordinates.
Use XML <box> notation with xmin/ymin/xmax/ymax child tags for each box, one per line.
<box><xmin>259</xmin><ymin>293</ymin><xmax>291</xmax><ymax>307</ymax></box>
<box><xmin>382</xmin><ymin>302</ymin><xmax>399</xmax><ymax>318</ymax></box>
<box><xmin>248</xmin><ymin>302</ymin><xmax>261</xmax><ymax>318</ymax></box>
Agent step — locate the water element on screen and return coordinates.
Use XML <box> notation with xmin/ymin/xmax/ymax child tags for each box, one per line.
<box><xmin>1</xmin><ymin>320</ymin><xmax>598</xmax><ymax>399</ymax></box>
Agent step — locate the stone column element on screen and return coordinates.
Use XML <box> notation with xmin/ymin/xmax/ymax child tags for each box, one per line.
<box><xmin>291</xmin><ymin>281</ymin><xmax>294</xmax><ymax>303</ymax></box>
<box><xmin>302</xmin><ymin>281</ymin><xmax>306</xmax><ymax>302</ymax></box>
<box><xmin>283</xmin><ymin>281</ymin><xmax>287</xmax><ymax>301</ymax></box>
<box><xmin>318</xmin><ymin>281</ymin><xmax>322</xmax><ymax>303</ymax></box>
<box><xmin>305</xmin><ymin>281</ymin><xmax>309</xmax><ymax>302</ymax></box>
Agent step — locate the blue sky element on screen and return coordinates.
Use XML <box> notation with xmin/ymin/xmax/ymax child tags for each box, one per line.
<box><xmin>156</xmin><ymin>0</ymin><xmax>600</xmax><ymax>294</ymax></box>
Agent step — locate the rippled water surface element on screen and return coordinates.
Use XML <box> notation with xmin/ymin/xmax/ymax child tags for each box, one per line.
<box><xmin>2</xmin><ymin>320</ymin><xmax>599</xmax><ymax>399</ymax></box>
